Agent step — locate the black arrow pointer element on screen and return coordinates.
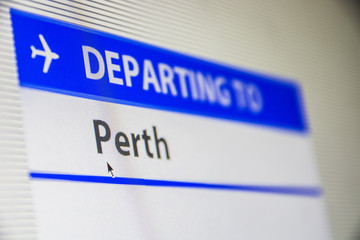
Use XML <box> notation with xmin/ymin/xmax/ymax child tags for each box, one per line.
<box><xmin>107</xmin><ymin>162</ymin><xmax>115</xmax><ymax>178</ymax></box>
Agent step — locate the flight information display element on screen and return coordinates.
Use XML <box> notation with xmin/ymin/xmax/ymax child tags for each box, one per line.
<box><xmin>11</xmin><ymin>9</ymin><xmax>329</xmax><ymax>240</ymax></box>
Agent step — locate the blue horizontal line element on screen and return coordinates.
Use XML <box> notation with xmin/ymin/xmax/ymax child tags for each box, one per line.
<box><xmin>29</xmin><ymin>172</ymin><xmax>321</xmax><ymax>198</ymax></box>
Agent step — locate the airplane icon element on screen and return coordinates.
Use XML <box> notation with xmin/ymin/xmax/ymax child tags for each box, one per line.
<box><xmin>30</xmin><ymin>34</ymin><xmax>59</xmax><ymax>73</ymax></box>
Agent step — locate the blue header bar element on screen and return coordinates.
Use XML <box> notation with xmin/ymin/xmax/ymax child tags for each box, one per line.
<box><xmin>11</xmin><ymin>9</ymin><xmax>307</xmax><ymax>132</ymax></box>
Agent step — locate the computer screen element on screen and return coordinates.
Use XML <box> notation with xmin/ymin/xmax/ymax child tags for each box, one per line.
<box><xmin>1</xmin><ymin>1</ymin><xmax>360</xmax><ymax>240</ymax></box>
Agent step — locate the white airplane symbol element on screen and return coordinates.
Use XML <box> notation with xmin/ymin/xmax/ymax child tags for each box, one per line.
<box><xmin>30</xmin><ymin>34</ymin><xmax>59</xmax><ymax>73</ymax></box>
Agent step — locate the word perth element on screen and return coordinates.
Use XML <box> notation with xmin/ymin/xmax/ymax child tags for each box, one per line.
<box><xmin>93</xmin><ymin>120</ymin><xmax>170</xmax><ymax>160</ymax></box>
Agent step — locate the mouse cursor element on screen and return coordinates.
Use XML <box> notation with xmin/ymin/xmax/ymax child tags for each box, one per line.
<box><xmin>107</xmin><ymin>162</ymin><xmax>115</xmax><ymax>178</ymax></box>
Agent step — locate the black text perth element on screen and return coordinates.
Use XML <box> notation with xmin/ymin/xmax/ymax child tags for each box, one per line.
<box><xmin>93</xmin><ymin>120</ymin><xmax>170</xmax><ymax>160</ymax></box>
